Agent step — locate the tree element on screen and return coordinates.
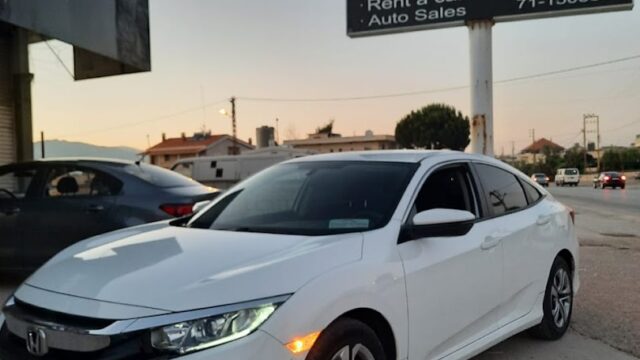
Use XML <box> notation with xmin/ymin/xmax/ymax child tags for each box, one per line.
<box><xmin>395</xmin><ymin>104</ymin><xmax>470</xmax><ymax>151</ymax></box>
<box><xmin>316</xmin><ymin>120</ymin><xmax>334</xmax><ymax>135</ymax></box>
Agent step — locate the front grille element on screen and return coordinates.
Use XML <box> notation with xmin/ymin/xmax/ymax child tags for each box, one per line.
<box><xmin>2</xmin><ymin>301</ymin><xmax>167</xmax><ymax>360</ymax></box>
<box><xmin>0</xmin><ymin>325</ymin><xmax>164</xmax><ymax>360</ymax></box>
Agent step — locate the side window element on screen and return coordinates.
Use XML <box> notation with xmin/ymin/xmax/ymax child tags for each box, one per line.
<box><xmin>0</xmin><ymin>167</ymin><xmax>38</xmax><ymax>199</ymax></box>
<box><xmin>44</xmin><ymin>167</ymin><xmax>122</xmax><ymax>198</ymax></box>
<box><xmin>474</xmin><ymin>164</ymin><xmax>528</xmax><ymax>216</ymax></box>
<box><xmin>413</xmin><ymin>165</ymin><xmax>477</xmax><ymax>219</ymax></box>
<box><xmin>521</xmin><ymin>180</ymin><xmax>542</xmax><ymax>204</ymax></box>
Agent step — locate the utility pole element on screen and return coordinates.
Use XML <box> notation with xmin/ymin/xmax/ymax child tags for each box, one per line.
<box><xmin>582</xmin><ymin>115</ymin><xmax>588</xmax><ymax>174</ymax></box>
<box><xmin>40</xmin><ymin>131</ymin><xmax>45</xmax><ymax>159</ymax></box>
<box><xmin>529</xmin><ymin>129</ymin><xmax>536</xmax><ymax>162</ymax></box>
<box><xmin>230</xmin><ymin>96</ymin><xmax>238</xmax><ymax>155</ymax></box>
<box><xmin>275</xmin><ymin>118</ymin><xmax>280</xmax><ymax>145</ymax></box>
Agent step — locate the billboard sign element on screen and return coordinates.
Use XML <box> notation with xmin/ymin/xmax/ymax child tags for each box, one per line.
<box><xmin>347</xmin><ymin>0</ymin><xmax>634</xmax><ymax>37</ymax></box>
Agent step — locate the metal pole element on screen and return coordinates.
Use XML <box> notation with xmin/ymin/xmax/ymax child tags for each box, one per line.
<box><xmin>596</xmin><ymin>115</ymin><xmax>601</xmax><ymax>172</ymax></box>
<box><xmin>40</xmin><ymin>131</ymin><xmax>45</xmax><ymax>158</ymax></box>
<box><xmin>583</xmin><ymin>115</ymin><xmax>587</xmax><ymax>174</ymax></box>
<box><xmin>468</xmin><ymin>20</ymin><xmax>494</xmax><ymax>156</ymax></box>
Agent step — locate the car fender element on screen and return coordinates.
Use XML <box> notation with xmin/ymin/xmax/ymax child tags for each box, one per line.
<box><xmin>261</xmin><ymin>227</ymin><xmax>408</xmax><ymax>359</ymax></box>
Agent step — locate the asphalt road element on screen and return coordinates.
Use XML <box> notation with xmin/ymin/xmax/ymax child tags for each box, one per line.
<box><xmin>1</xmin><ymin>185</ymin><xmax>638</xmax><ymax>359</ymax></box>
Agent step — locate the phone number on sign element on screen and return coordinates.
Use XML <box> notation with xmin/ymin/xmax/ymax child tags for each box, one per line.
<box><xmin>517</xmin><ymin>0</ymin><xmax>600</xmax><ymax>9</ymax></box>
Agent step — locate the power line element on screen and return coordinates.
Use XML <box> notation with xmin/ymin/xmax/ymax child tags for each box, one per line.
<box><xmin>58</xmin><ymin>98</ymin><xmax>229</xmax><ymax>138</ymax></box>
<box><xmin>44</xmin><ymin>40</ymin><xmax>75</xmax><ymax>80</ymax></box>
<box><xmin>237</xmin><ymin>53</ymin><xmax>640</xmax><ymax>103</ymax></box>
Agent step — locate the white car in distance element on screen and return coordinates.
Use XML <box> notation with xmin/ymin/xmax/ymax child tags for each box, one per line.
<box><xmin>1</xmin><ymin>151</ymin><xmax>579</xmax><ymax>360</ymax></box>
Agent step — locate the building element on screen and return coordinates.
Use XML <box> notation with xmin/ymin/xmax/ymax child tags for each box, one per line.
<box><xmin>256</xmin><ymin>126</ymin><xmax>276</xmax><ymax>148</ymax></box>
<box><xmin>143</xmin><ymin>131</ymin><xmax>254</xmax><ymax>169</ymax></box>
<box><xmin>518</xmin><ymin>138</ymin><xmax>565</xmax><ymax>164</ymax></box>
<box><xmin>284</xmin><ymin>130</ymin><xmax>397</xmax><ymax>153</ymax></box>
<box><xmin>633</xmin><ymin>135</ymin><xmax>640</xmax><ymax>149</ymax></box>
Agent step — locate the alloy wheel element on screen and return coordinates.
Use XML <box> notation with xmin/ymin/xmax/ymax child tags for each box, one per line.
<box><xmin>550</xmin><ymin>268</ymin><xmax>572</xmax><ymax>328</ymax></box>
<box><xmin>331</xmin><ymin>344</ymin><xmax>376</xmax><ymax>360</ymax></box>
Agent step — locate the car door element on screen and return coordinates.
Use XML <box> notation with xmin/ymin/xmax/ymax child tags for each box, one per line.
<box><xmin>472</xmin><ymin>163</ymin><xmax>547</xmax><ymax>328</ymax></box>
<box><xmin>398</xmin><ymin>162</ymin><xmax>503</xmax><ymax>360</ymax></box>
<box><xmin>19</xmin><ymin>164</ymin><xmax>121</xmax><ymax>269</ymax></box>
<box><xmin>0</xmin><ymin>165</ymin><xmax>40</xmax><ymax>270</ymax></box>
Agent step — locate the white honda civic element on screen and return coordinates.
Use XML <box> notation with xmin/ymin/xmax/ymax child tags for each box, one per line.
<box><xmin>0</xmin><ymin>151</ymin><xmax>579</xmax><ymax>360</ymax></box>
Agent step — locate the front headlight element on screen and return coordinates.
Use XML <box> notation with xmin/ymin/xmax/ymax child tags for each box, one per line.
<box><xmin>149</xmin><ymin>300</ymin><xmax>282</xmax><ymax>355</ymax></box>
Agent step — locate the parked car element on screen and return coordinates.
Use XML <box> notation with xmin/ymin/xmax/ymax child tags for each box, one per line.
<box><xmin>555</xmin><ymin>168</ymin><xmax>580</xmax><ymax>187</ymax></box>
<box><xmin>593</xmin><ymin>172</ymin><xmax>626</xmax><ymax>189</ymax></box>
<box><xmin>0</xmin><ymin>158</ymin><xmax>219</xmax><ymax>271</ymax></box>
<box><xmin>531</xmin><ymin>173</ymin><xmax>550</xmax><ymax>187</ymax></box>
<box><xmin>1</xmin><ymin>151</ymin><xmax>579</xmax><ymax>360</ymax></box>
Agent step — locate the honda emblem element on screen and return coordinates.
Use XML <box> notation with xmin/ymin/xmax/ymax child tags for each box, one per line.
<box><xmin>26</xmin><ymin>328</ymin><xmax>48</xmax><ymax>356</ymax></box>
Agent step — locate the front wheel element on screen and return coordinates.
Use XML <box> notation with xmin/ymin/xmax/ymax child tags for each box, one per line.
<box><xmin>306</xmin><ymin>318</ymin><xmax>386</xmax><ymax>360</ymax></box>
<box><xmin>529</xmin><ymin>257</ymin><xmax>573</xmax><ymax>340</ymax></box>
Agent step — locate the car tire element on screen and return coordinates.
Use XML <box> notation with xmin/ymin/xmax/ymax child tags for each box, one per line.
<box><xmin>529</xmin><ymin>257</ymin><xmax>573</xmax><ymax>341</ymax></box>
<box><xmin>621</xmin><ymin>185</ymin><xmax>626</xmax><ymax>190</ymax></box>
<box><xmin>306</xmin><ymin>318</ymin><xmax>387</xmax><ymax>360</ymax></box>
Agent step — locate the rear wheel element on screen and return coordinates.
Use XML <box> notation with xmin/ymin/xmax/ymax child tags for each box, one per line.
<box><xmin>307</xmin><ymin>318</ymin><xmax>386</xmax><ymax>360</ymax></box>
<box><xmin>529</xmin><ymin>257</ymin><xmax>573</xmax><ymax>340</ymax></box>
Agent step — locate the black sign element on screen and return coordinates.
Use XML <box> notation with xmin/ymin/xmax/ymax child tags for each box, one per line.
<box><xmin>347</xmin><ymin>0</ymin><xmax>634</xmax><ymax>37</ymax></box>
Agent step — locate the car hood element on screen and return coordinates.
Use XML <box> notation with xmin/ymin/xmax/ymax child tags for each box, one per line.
<box><xmin>23</xmin><ymin>223</ymin><xmax>363</xmax><ymax>315</ymax></box>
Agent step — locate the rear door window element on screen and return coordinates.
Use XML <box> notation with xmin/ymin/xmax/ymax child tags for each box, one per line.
<box><xmin>521</xmin><ymin>180</ymin><xmax>542</xmax><ymax>204</ymax></box>
<box><xmin>44</xmin><ymin>166</ymin><xmax>122</xmax><ymax>197</ymax></box>
<box><xmin>474</xmin><ymin>164</ymin><xmax>528</xmax><ymax>217</ymax></box>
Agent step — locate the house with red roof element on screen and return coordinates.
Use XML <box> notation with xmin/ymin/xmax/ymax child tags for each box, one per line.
<box><xmin>518</xmin><ymin>138</ymin><xmax>565</xmax><ymax>164</ymax></box>
<box><xmin>143</xmin><ymin>131</ymin><xmax>254</xmax><ymax>169</ymax></box>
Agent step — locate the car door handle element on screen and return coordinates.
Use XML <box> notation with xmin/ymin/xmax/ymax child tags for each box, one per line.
<box><xmin>536</xmin><ymin>215</ymin><xmax>552</xmax><ymax>226</ymax></box>
<box><xmin>481</xmin><ymin>234</ymin><xmax>503</xmax><ymax>250</ymax></box>
<box><xmin>86</xmin><ymin>205</ymin><xmax>105</xmax><ymax>213</ymax></box>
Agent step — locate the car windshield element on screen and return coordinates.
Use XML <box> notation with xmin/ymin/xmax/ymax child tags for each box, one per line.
<box><xmin>188</xmin><ymin>161</ymin><xmax>418</xmax><ymax>236</ymax></box>
<box><xmin>125</xmin><ymin>163</ymin><xmax>200</xmax><ymax>188</ymax></box>
<box><xmin>605</xmin><ymin>172</ymin><xmax>620</xmax><ymax>177</ymax></box>
<box><xmin>534</xmin><ymin>174</ymin><xmax>546</xmax><ymax>178</ymax></box>
<box><xmin>565</xmin><ymin>169</ymin><xmax>578</xmax><ymax>175</ymax></box>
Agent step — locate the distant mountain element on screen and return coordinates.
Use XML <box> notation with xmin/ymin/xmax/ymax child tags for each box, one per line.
<box><xmin>33</xmin><ymin>140</ymin><xmax>142</xmax><ymax>161</ymax></box>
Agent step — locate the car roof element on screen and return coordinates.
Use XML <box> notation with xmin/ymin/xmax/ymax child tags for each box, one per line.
<box><xmin>4</xmin><ymin>158</ymin><xmax>138</xmax><ymax>167</ymax></box>
<box><xmin>285</xmin><ymin>150</ymin><xmax>498</xmax><ymax>164</ymax></box>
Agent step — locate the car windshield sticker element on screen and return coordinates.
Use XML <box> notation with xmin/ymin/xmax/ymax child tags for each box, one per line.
<box><xmin>329</xmin><ymin>219</ymin><xmax>370</xmax><ymax>229</ymax></box>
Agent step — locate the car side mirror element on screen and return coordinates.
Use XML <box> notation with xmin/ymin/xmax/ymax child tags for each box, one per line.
<box><xmin>192</xmin><ymin>200</ymin><xmax>211</xmax><ymax>214</ymax></box>
<box><xmin>399</xmin><ymin>208</ymin><xmax>476</xmax><ymax>244</ymax></box>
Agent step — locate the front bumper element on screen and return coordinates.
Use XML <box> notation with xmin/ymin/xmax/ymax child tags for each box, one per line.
<box><xmin>0</xmin><ymin>324</ymin><xmax>295</xmax><ymax>360</ymax></box>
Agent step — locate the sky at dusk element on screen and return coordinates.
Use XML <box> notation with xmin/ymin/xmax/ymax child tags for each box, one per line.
<box><xmin>28</xmin><ymin>0</ymin><xmax>640</xmax><ymax>153</ymax></box>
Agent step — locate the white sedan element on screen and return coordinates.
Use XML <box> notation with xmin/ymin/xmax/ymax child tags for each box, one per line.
<box><xmin>0</xmin><ymin>151</ymin><xmax>579</xmax><ymax>360</ymax></box>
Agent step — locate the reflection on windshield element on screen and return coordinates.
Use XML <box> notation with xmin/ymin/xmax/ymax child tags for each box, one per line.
<box><xmin>189</xmin><ymin>161</ymin><xmax>417</xmax><ymax>236</ymax></box>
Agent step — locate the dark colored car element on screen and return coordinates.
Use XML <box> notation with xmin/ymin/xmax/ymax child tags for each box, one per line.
<box><xmin>530</xmin><ymin>173</ymin><xmax>549</xmax><ymax>187</ymax></box>
<box><xmin>593</xmin><ymin>172</ymin><xmax>626</xmax><ymax>189</ymax></box>
<box><xmin>0</xmin><ymin>158</ymin><xmax>219</xmax><ymax>271</ymax></box>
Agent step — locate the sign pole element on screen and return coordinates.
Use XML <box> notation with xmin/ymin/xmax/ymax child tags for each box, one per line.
<box><xmin>468</xmin><ymin>20</ymin><xmax>494</xmax><ymax>156</ymax></box>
